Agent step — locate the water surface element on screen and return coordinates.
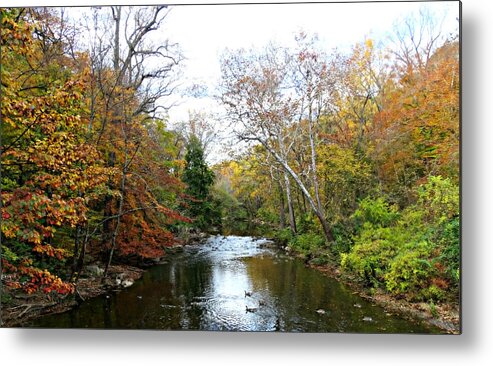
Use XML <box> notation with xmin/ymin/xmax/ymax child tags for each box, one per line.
<box><xmin>26</xmin><ymin>235</ymin><xmax>441</xmax><ymax>333</ymax></box>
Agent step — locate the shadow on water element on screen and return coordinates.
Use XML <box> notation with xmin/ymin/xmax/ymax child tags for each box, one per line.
<box><xmin>25</xmin><ymin>235</ymin><xmax>442</xmax><ymax>333</ymax></box>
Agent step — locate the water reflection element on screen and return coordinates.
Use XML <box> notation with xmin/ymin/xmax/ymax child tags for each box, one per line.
<box><xmin>26</xmin><ymin>235</ymin><xmax>441</xmax><ymax>333</ymax></box>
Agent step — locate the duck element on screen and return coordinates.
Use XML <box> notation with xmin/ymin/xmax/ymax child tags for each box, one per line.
<box><xmin>121</xmin><ymin>279</ymin><xmax>134</xmax><ymax>288</ymax></box>
<box><xmin>258</xmin><ymin>299</ymin><xmax>266</xmax><ymax>307</ymax></box>
<box><xmin>244</xmin><ymin>290</ymin><xmax>252</xmax><ymax>297</ymax></box>
<box><xmin>245</xmin><ymin>306</ymin><xmax>258</xmax><ymax>313</ymax></box>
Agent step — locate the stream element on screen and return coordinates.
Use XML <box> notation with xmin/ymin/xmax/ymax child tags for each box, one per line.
<box><xmin>25</xmin><ymin>235</ymin><xmax>441</xmax><ymax>333</ymax></box>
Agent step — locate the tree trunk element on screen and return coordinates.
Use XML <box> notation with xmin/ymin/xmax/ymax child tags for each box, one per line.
<box><xmin>103</xmin><ymin>5</ymin><xmax>125</xmax><ymax>279</ymax></box>
<box><xmin>284</xmin><ymin>171</ymin><xmax>297</xmax><ymax>234</ymax></box>
<box><xmin>307</xmin><ymin>111</ymin><xmax>323</xmax><ymax>214</ymax></box>
<box><xmin>70</xmin><ymin>223</ymin><xmax>82</xmax><ymax>281</ymax></box>
<box><xmin>103</xmin><ymin>160</ymin><xmax>126</xmax><ymax>278</ymax></box>
<box><xmin>278</xmin><ymin>181</ymin><xmax>286</xmax><ymax>229</ymax></box>
<box><xmin>111</xmin><ymin>6</ymin><xmax>121</xmax><ymax>72</ymax></box>
<box><xmin>277</xmin><ymin>135</ymin><xmax>297</xmax><ymax>235</ymax></box>
<box><xmin>74</xmin><ymin>225</ymin><xmax>89</xmax><ymax>283</ymax></box>
<box><xmin>261</xmin><ymin>140</ymin><xmax>334</xmax><ymax>243</ymax></box>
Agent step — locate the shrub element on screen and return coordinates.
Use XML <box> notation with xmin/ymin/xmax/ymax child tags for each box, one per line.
<box><xmin>274</xmin><ymin>228</ymin><xmax>293</xmax><ymax>246</ymax></box>
<box><xmin>421</xmin><ymin>285</ymin><xmax>446</xmax><ymax>302</ymax></box>
<box><xmin>341</xmin><ymin>176</ymin><xmax>459</xmax><ymax>303</ymax></box>
<box><xmin>288</xmin><ymin>233</ymin><xmax>326</xmax><ymax>257</ymax></box>
<box><xmin>257</xmin><ymin>207</ymin><xmax>278</xmax><ymax>225</ymax></box>
<box><xmin>352</xmin><ymin>197</ymin><xmax>399</xmax><ymax>233</ymax></box>
<box><xmin>437</xmin><ymin>216</ymin><xmax>460</xmax><ymax>285</ymax></box>
<box><xmin>310</xmin><ymin>256</ymin><xmax>330</xmax><ymax>266</ymax></box>
<box><xmin>330</xmin><ymin>220</ymin><xmax>354</xmax><ymax>256</ymax></box>
<box><xmin>417</xmin><ymin>175</ymin><xmax>459</xmax><ymax>225</ymax></box>
<box><xmin>384</xmin><ymin>241</ymin><xmax>434</xmax><ymax>298</ymax></box>
<box><xmin>296</xmin><ymin>213</ymin><xmax>319</xmax><ymax>234</ymax></box>
<box><xmin>341</xmin><ymin>225</ymin><xmax>401</xmax><ymax>287</ymax></box>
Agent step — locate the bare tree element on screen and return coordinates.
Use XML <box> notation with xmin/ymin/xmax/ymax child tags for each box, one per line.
<box><xmin>220</xmin><ymin>45</ymin><xmax>334</xmax><ymax>242</ymax></box>
<box><xmin>390</xmin><ymin>7</ymin><xmax>448</xmax><ymax>75</ymax></box>
<box><xmin>292</xmin><ymin>33</ymin><xmax>337</xmax><ymax>219</ymax></box>
<box><xmin>172</xmin><ymin>110</ymin><xmax>220</xmax><ymax>160</ymax></box>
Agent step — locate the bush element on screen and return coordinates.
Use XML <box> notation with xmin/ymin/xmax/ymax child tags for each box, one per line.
<box><xmin>417</xmin><ymin>175</ymin><xmax>459</xmax><ymax>225</ymax></box>
<box><xmin>437</xmin><ymin>216</ymin><xmax>460</xmax><ymax>285</ymax></box>
<box><xmin>330</xmin><ymin>220</ymin><xmax>354</xmax><ymax>256</ymax></box>
<box><xmin>257</xmin><ymin>207</ymin><xmax>278</xmax><ymax>225</ymax></box>
<box><xmin>273</xmin><ymin>228</ymin><xmax>293</xmax><ymax>246</ymax></box>
<box><xmin>296</xmin><ymin>213</ymin><xmax>320</xmax><ymax>234</ymax></box>
<box><xmin>341</xmin><ymin>225</ymin><xmax>401</xmax><ymax>287</ymax></box>
<box><xmin>288</xmin><ymin>233</ymin><xmax>326</xmax><ymax>257</ymax></box>
<box><xmin>310</xmin><ymin>256</ymin><xmax>330</xmax><ymax>266</ymax></box>
<box><xmin>421</xmin><ymin>285</ymin><xmax>445</xmax><ymax>302</ymax></box>
<box><xmin>341</xmin><ymin>177</ymin><xmax>459</xmax><ymax>302</ymax></box>
<box><xmin>384</xmin><ymin>241</ymin><xmax>435</xmax><ymax>299</ymax></box>
<box><xmin>352</xmin><ymin>197</ymin><xmax>399</xmax><ymax>233</ymax></box>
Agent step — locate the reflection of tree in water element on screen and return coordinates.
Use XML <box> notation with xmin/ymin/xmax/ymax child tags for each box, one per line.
<box><xmin>27</xmin><ymin>236</ymin><xmax>441</xmax><ymax>333</ymax></box>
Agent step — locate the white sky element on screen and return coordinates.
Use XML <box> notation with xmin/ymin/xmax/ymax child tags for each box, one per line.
<box><xmin>159</xmin><ymin>1</ymin><xmax>459</xmax><ymax>124</ymax></box>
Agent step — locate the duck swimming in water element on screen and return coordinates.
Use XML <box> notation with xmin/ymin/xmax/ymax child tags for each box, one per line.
<box><xmin>245</xmin><ymin>306</ymin><xmax>258</xmax><ymax>313</ymax></box>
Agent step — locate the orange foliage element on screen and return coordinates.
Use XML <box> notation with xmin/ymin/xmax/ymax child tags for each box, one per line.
<box><xmin>369</xmin><ymin>41</ymin><xmax>459</xmax><ymax>203</ymax></box>
<box><xmin>1</xmin><ymin>9</ymin><xmax>109</xmax><ymax>295</ymax></box>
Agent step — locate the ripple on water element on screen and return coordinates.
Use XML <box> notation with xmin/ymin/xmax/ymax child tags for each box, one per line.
<box><xmin>26</xmin><ymin>235</ymin><xmax>445</xmax><ymax>333</ymax></box>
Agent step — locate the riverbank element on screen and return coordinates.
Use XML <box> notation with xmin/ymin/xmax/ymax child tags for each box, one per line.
<box><xmin>1</xmin><ymin>263</ymin><xmax>145</xmax><ymax>327</ymax></box>
<box><xmin>256</xmin><ymin>237</ymin><xmax>459</xmax><ymax>333</ymax></box>
<box><xmin>267</xmin><ymin>232</ymin><xmax>460</xmax><ymax>334</ymax></box>
<box><xmin>308</xmin><ymin>258</ymin><xmax>460</xmax><ymax>334</ymax></box>
<box><xmin>2</xmin><ymin>234</ymin><xmax>459</xmax><ymax>333</ymax></box>
<box><xmin>1</xmin><ymin>232</ymin><xmax>209</xmax><ymax>328</ymax></box>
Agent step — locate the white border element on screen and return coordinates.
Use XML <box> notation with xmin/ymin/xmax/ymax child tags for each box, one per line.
<box><xmin>2</xmin><ymin>1</ymin><xmax>492</xmax><ymax>366</ymax></box>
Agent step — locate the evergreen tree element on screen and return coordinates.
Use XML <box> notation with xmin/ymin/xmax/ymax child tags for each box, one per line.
<box><xmin>182</xmin><ymin>135</ymin><xmax>217</xmax><ymax>229</ymax></box>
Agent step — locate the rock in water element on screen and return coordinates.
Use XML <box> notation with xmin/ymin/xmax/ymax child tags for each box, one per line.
<box><xmin>363</xmin><ymin>316</ymin><xmax>373</xmax><ymax>322</ymax></box>
<box><xmin>316</xmin><ymin>309</ymin><xmax>326</xmax><ymax>315</ymax></box>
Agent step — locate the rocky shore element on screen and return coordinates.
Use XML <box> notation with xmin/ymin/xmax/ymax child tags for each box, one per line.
<box><xmin>1</xmin><ymin>263</ymin><xmax>144</xmax><ymax>327</ymax></box>
<box><xmin>309</xmin><ymin>258</ymin><xmax>460</xmax><ymax>334</ymax></box>
<box><xmin>0</xmin><ymin>238</ymin><xmax>203</xmax><ymax>328</ymax></box>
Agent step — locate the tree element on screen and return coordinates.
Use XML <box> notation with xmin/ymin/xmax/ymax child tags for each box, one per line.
<box><xmin>76</xmin><ymin>6</ymin><xmax>184</xmax><ymax>274</ymax></box>
<box><xmin>182</xmin><ymin>135</ymin><xmax>216</xmax><ymax>230</ymax></box>
<box><xmin>220</xmin><ymin>45</ymin><xmax>334</xmax><ymax>242</ymax></box>
<box><xmin>1</xmin><ymin>7</ymin><xmax>189</xmax><ymax>295</ymax></box>
<box><xmin>1</xmin><ymin>8</ymin><xmax>109</xmax><ymax>294</ymax></box>
<box><xmin>292</xmin><ymin>33</ymin><xmax>334</xmax><ymax>219</ymax></box>
<box><xmin>389</xmin><ymin>7</ymin><xmax>451</xmax><ymax>78</ymax></box>
<box><xmin>370</xmin><ymin>40</ymin><xmax>459</xmax><ymax>205</ymax></box>
<box><xmin>322</xmin><ymin>38</ymin><xmax>387</xmax><ymax>152</ymax></box>
<box><xmin>172</xmin><ymin>110</ymin><xmax>220</xmax><ymax>160</ymax></box>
